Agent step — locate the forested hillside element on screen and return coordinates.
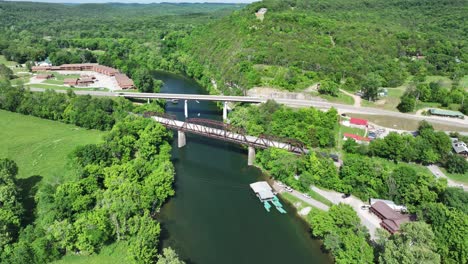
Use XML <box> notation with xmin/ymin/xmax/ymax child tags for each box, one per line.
<box><xmin>0</xmin><ymin>1</ymin><xmax>243</xmax><ymax>92</ymax></box>
<box><xmin>170</xmin><ymin>0</ymin><xmax>467</xmax><ymax>95</ymax></box>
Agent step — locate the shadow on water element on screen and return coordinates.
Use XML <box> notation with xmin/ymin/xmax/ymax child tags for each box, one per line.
<box><xmin>182</xmin><ymin>134</ymin><xmax>249</xmax><ymax>156</ymax></box>
<box><xmin>17</xmin><ymin>175</ymin><xmax>43</xmax><ymax>225</ymax></box>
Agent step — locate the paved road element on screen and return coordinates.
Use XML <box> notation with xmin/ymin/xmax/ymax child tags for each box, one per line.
<box><xmin>28</xmin><ymin>87</ymin><xmax>468</xmax><ymax>130</ymax></box>
<box><xmin>311</xmin><ymin>186</ymin><xmax>381</xmax><ymax>240</ymax></box>
<box><xmin>271</xmin><ymin>181</ymin><xmax>329</xmax><ymax>211</ymax></box>
<box><xmin>427</xmin><ymin>165</ymin><xmax>467</xmax><ymax>191</ymax></box>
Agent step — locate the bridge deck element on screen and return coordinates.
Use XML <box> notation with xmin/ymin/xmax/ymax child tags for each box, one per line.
<box><xmin>152</xmin><ymin>116</ymin><xmax>307</xmax><ymax>154</ymax></box>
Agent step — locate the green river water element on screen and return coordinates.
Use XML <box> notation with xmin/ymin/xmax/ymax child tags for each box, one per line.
<box><xmin>156</xmin><ymin>72</ymin><xmax>331</xmax><ymax>264</ymax></box>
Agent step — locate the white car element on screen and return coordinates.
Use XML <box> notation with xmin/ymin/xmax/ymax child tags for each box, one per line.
<box><xmin>302</xmin><ymin>193</ymin><xmax>311</xmax><ymax>199</ymax></box>
<box><xmin>284</xmin><ymin>186</ymin><xmax>293</xmax><ymax>193</ymax></box>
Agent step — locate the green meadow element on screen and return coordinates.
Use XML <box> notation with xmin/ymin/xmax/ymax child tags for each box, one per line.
<box><xmin>0</xmin><ymin>110</ymin><xmax>104</xmax><ymax>184</ymax></box>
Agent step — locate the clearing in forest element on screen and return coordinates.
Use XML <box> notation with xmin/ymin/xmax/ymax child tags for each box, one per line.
<box><xmin>0</xmin><ymin>110</ymin><xmax>105</xmax><ymax>183</ymax></box>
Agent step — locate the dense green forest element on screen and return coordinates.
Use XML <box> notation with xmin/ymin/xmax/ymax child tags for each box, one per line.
<box><xmin>1</xmin><ymin>1</ymin><xmax>467</xmax><ymax>263</ymax></box>
<box><xmin>0</xmin><ymin>1</ymin><xmax>243</xmax><ymax>92</ymax></box>
<box><xmin>1</xmin><ymin>0</ymin><xmax>466</xmax><ymax>112</ymax></box>
<box><xmin>228</xmin><ymin>101</ymin><xmax>467</xmax><ymax>263</ymax></box>
<box><xmin>164</xmin><ymin>0</ymin><xmax>467</xmax><ymax>113</ymax></box>
<box><xmin>0</xmin><ymin>77</ymin><xmax>184</xmax><ymax>263</ymax></box>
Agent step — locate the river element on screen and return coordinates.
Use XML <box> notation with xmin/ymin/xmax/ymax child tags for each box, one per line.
<box><xmin>156</xmin><ymin>71</ymin><xmax>331</xmax><ymax>264</ymax></box>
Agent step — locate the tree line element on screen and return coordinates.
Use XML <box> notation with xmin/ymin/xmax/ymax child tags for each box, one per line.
<box><xmin>165</xmin><ymin>0</ymin><xmax>467</xmax><ymax>98</ymax></box>
<box><xmin>0</xmin><ymin>2</ymin><xmax>242</xmax><ymax>93</ymax></box>
<box><xmin>229</xmin><ymin>100</ymin><xmax>338</xmax><ymax>148</ymax></box>
<box><xmin>234</xmin><ymin>101</ymin><xmax>467</xmax><ymax>264</ymax></box>
<box><xmin>0</xmin><ymin>80</ymin><xmax>185</xmax><ymax>263</ymax></box>
<box><xmin>344</xmin><ymin>121</ymin><xmax>467</xmax><ymax>174</ymax></box>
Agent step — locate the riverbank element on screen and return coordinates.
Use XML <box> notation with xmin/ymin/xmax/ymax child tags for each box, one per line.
<box><xmin>155</xmin><ymin>71</ymin><xmax>332</xmax><ymax>264</ymax></box>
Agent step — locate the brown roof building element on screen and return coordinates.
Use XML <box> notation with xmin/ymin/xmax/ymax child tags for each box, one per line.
<box><xmin>60</xmin><ymin>63</ymin><xmax>97</xmax><ymax>71</ymax></box>
<box><xmin>64</xmin><ymin>78</ymin><xmax>78</xmax><ymax>86</ymax></box>
<box><xmin>32</xmin><ymin>63</ymin><xmax>136</xmax><ymax>90</ymax></box>
<box><xmin>115</xmin><ymin>73</ymin><xmax>135</xmax><ymax>89</ymax></box>
<box><xmin>77</xmin><ymin>77</ymin><xmax>94</xmax><ymax>86</ymax></box>
<box><xmin>32</xmin><ymin>66</ymin><xmax>51</xmax><ymax>71</ymax></box>
<box><xmin>36</xmin><ymin>74</ymin><xmax>53</xmax><ymax>79</ymax></box>
<box><xmin>370</xmin><ymin>201</ymin><xmax>415</xmax><ymax>234</ymax></box>
<box><xmin>93</xmin><ymin>65</ymin><xmax>119</xmax><ymax>76</ymax></box>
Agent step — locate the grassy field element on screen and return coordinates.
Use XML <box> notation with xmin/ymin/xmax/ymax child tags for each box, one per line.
<box><xmin>0</xmin><ymin>55</ymin><xmax>17</xmax><ymax>66</ymax></box>
<box><xmin>319</xmin><ymin>91</ymin><xmax>355</xmax><ymax>105</ymax></box>
<box><xmin>362</xmin><ymin>87</ymin><xmax>405</xmax><ymax>111</ymax></box>
<box><xmin>0</xmin><ymin>110</ymin><xmax>104</xmax><ymax>183</ymax></box>
<box><xmin>347</xmin><ymin>113</ymin><xmax>468</xmax><ymax>132</ymax></box>
<box><xmin>440</xmin><ymin>168</ymin><xmax>468</xmax><ymax>184</ymax></box>
<box><xmin>28</xmin><ymin>83</ymin><xmax>109</xmax><ymax>92</ymax></box>
<box><xmin>425</xmin><ymin>75</ymin><xmax>452</xmax><ymax>88</ymax></box>
<box><xmin>27</xmin><ymin>83</ymin><xmax>73</xmax><ymax>90</ymax></box>
<box><xmin>361</xmin><ymin>75</ymin><xmax>465</xmax><ymax>112</ymax></box>
<box><xmin>336</xmin><ymin>124</ymin><xmax>367</xmax><ymax>148</ymax></box>
<box><xmin>52</xmin><ymin>241</ymin><xmax>129</xmax><ymax>264</ymax></box>
<box><xmin>460</xmin><ymin>75</ymin><xmax>468</xmax><ymax>90</ymax></box>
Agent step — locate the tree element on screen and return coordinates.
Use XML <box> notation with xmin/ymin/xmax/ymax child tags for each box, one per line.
<box><xmin>440</xmin><ymin>187</ymin><xmax>468</xmax><ymax>214</ymax></box>
<box><xmin>73</xmin><ymin>210</ymin><xmax>111</xmax><ymax>255</ymax></box>
<box><xmin>128</xmin><ymin>212</ymin><xmax>161</xmax><ymax>264</ymax></box>
<box><xmin>309</xmin><ymin>204</ymin><xmax>374</xmax><ymax>264</ymax></box>
<box><xmin>445</xmin><ymin>154</ymin><xmax>468</xmax><ymax>174</ymax></box>
<box><xmin>0</xmin><ymin>64</ymin><xmax>14</xmax><ymax>80</ymax></box>
<box><xmin>343</xmin><ymin>138</ymin><xmax>359</xmax><ymax>153</ymax></box>
<box><xmin>397</xmin><ymin>93</ymin><xmax>416</xmax><ymax>113</ymax></box>
<box><xmin>318</xmin><ymin>79</ymin><xmax>339</xmax><ymax>96</ymax></box>
<box><xmin>134</xmin><ymin>68</ymin><xmax>157</xmax><ymax>93</ymax></box>
<box><xmin>419</xmin><ymin>203</ymin><xmax>467</xmax><ymax>263</ymax></box>
<box><xmin>0</xmin><ymin>159</ymin><xmax>23</xmax><ymax>253</ymax></box>
<box><xmin>156</xmin><ymin>247</ymin><xmax>185</xmax><ymax>264</ymax></box>
<box><xmin>362</xmin><ymin>73</ymin><xmax>383</xmax><ymax>101</ymax></box>
<box><xmin>379</xmin><ymin>222</ymin><xmax>440</xmax><ymax>264</ymax></box>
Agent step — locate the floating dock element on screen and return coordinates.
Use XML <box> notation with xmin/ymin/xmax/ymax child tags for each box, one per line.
<box><xmin>250</xmin><ymin>181</ymin><xmax>287</xmax><ymax>214</ymax></box>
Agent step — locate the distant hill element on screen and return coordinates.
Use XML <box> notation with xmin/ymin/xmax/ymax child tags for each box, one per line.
<box><xmin>172</xmin><ymin>0</ymin><xmax>467</xmax><ymax>94</ymax></box>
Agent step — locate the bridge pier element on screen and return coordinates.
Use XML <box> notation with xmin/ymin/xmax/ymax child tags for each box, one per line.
<box><xmin>147</xmin><ymin>98</ymin><xmax>150</xmax><ymax>104</ymax></box>
<box><xmin>184</xmin><ymin>100</ymin><xmax>188</xmax><ymax>119</ymax></box>
<box><xmin>248</xmin><ymin>146</ymin><xmax>255</xmax><ymax>166</ymax></box>
<box><xmin>223</xmin><ymin>101</ymin><xmax>228</xmax><ymax>121</ymax></box>
<box><xmin>178</xmin><ymin>130</ymin><xmax>186</xmax><ymax>148</ymax></box>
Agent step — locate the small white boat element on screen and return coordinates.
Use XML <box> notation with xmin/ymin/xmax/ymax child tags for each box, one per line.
<box><xmin>171</xmin><ymin>99</ymin><xmax>179</xmax><ymax>104</ymax></box>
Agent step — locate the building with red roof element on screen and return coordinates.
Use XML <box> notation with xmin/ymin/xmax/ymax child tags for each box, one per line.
<box><xmin>350</xmin><ymin>117</ymin><xmax>368</xmax><ymax>126</ymax></box>
<box><xmin>343</xmin><ymin>133</ymin><xmax>370</xmax><ymax>143</ymax></box>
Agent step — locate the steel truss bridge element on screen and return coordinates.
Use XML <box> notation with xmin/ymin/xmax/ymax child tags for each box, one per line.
<box><xmin>144</xmin><ymin>112</ymin><xmax>307</xmax><ymax>155</ymax></box>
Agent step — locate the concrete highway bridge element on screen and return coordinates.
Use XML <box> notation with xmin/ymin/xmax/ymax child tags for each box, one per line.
<box><xmin>28</xmin><ymin>88</ymin><xmax>468</xmax><ymax>130</ymax></box>
<box><xmin>143</xmin><ymin>112</ymin><xmax>307</xmax><ymax>165</ymax></box>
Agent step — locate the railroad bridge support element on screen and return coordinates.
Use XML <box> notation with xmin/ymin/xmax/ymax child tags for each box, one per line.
<box><xmin>143</xmin><ymin>112</ymin><xmax>307</xmax><ymax>166</ymax></box>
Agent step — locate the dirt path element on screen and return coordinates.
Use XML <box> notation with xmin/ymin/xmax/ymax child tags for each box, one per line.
<box><xmin>340</xmin><ymin>89</ymin><xmax>361</xmax><ymax>107</ymax></box>
<box><xmin>427</xmin><ymin>165</ymin><xmax>467</xmax><ymax>191</ymax></box>
<box><xmin>272</xmin><ymin>181</ymin><xmax>329</xmax><ymax>211</ymax></box>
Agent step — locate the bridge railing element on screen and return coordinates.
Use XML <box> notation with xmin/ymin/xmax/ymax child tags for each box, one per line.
<box><xmin>144</xmin><ymin>112</ymin><xmax>307</xmax><ymax>155</ymax></box>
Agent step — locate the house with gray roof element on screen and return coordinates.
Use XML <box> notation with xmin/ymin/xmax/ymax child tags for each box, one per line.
<box><xmin>452</xmin><ymin>140</ymin><xmax>468</xmax><ymax>157</ymax></box>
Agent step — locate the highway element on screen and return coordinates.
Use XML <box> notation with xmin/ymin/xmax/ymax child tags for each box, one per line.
<box><xmin>28</xmin><ymin>87</ymin><xmax>468</xmax><ymax>130</ymax></box>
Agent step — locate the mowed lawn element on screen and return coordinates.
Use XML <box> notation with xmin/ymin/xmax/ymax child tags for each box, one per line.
<box><xmin>0</xmin><ymin>110</ymin><xmax>105</xmax><ymax>183</ymax></box>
